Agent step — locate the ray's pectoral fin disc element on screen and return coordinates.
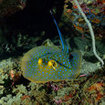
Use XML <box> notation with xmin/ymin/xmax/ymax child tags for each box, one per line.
<box><xmin>21</xmin><ymin>46</ymin><xmax>82</xmax><ymax>83</ymax></box>
<box><xmin>69</xmin><ymin>51</ymin><xmax>82</xmax><ymax>78</ymax></box>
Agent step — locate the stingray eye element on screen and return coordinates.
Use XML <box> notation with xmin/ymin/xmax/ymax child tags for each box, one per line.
<box><xmin>38</xmin><ymin>58</ymin><xmax>43</xmax><ymax>65</ymax></box>
<box><xmin>48</xmin><ymin>60</ymin><xmax>57</xmax><ymax>70</ymax></box>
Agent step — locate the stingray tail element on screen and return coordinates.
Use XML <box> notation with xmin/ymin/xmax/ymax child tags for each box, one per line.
<box><xmin>50</xmin><ymin>10</ymin><xmax>69</xmax><ymax>54</ymax></box>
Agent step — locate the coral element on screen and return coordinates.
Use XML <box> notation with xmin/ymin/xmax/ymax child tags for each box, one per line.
<box><xmin>9</xmin><ymin>70</ymin><xmax>21</xmax><ymax>86</ymax></box>
<box><xmin>53</xmin><ymin>98</ymin><xmax>63</xmax><ymax>105</ymax></box>
<box><xmin>63</xmin><ymin>0</ymin><xmax>104</xmax><ymax>71</ymax></box>
<box><xmin>72</xmin><ymin>0</ymin><xmax>104</xmax><ymax>66</ymax></box>
<box><xmin>51</xmin><ymin>84</ymin><xmax>59</xmax><ymax>92</ymax></box>
<box><xmin>12</xmin><ymin>84</ymin><xmax>27</xmax><ymax>95</ymax></box>
<box><xmin>0</xmin><ymin>0</ymin><xmax>26</xmax><ymax>17</ymax></box>
<box><xmin>87</xmin><ymin>82</ymin><xmax>104</xmax><ymax>103</ymax></box>
<box><xmin>64</xmin><ymin>0</ymin><xmax>105</xmax><ymax>34</ymax></box>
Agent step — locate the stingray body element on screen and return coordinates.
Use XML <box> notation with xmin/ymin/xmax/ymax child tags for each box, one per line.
<box><xmin>21</xmin><ymin>11</ymin><xmax>82</xmax><ymax>83</ymax></box>
<box><xmin>21</xmin><ymin>46</ymin><xmax>81</xmax><ymax>83</ymax></box>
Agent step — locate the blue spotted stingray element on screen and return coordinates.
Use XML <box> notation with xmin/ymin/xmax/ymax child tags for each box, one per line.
<box><xmin>21</xmin><ymin>10</ymin><xmax>82</xmax><ymax>83</ymax></box>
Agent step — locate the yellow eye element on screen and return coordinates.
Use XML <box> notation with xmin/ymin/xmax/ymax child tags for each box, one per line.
<box><xmin>38</xmin><ymin>58</ymin><xmax>43</xmax><ymax>65</ymax></box>
<box><xmin>48</xmin><ymin>60</ymin><xmax>57</xmax><ymax>70</ymax></box>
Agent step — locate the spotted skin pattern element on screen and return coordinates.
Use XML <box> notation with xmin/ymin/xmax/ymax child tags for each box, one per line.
<box><xmin>21</xmin><ymin>46</ymin><xmax>81</xmax><ymax>83</ymax></box>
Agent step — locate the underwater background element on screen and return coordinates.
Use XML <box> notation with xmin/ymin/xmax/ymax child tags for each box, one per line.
<box><xmin>0</xmin><ymin>0</ymin><xmax>105</xmax><ymax>105</ymax></box>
